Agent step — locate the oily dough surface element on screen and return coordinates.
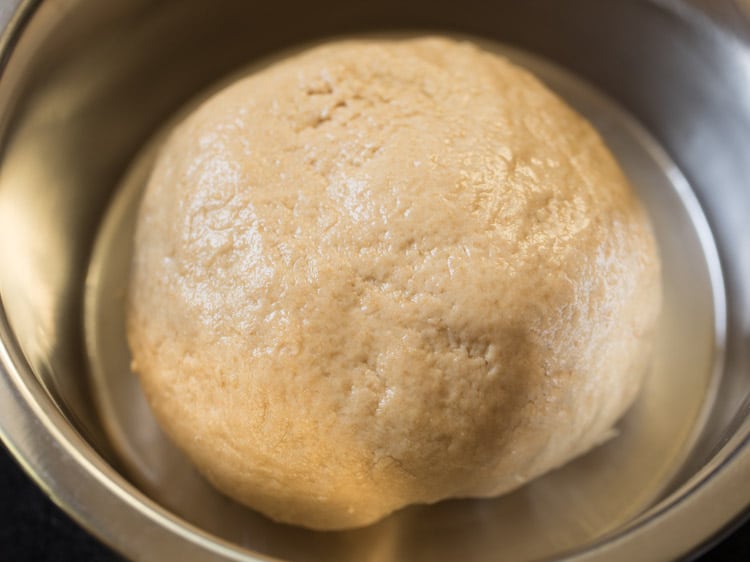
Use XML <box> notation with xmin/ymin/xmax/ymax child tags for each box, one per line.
<box><xmin>127</xmin><ymin>36</ymin><xmax>661</xmax><ymax>530</ymax></box>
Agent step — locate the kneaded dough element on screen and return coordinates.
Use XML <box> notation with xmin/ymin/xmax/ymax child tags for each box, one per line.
<box><xmin>127</xmin><ymin>36</ymin><xmax>661</xmax><ymax>530</ymax></box>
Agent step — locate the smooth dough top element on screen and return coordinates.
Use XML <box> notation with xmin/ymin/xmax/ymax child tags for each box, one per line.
<box><xmin>127</xmin><ymin>36</ymin><xmax>661</xmax><ymax>530</ymax></box>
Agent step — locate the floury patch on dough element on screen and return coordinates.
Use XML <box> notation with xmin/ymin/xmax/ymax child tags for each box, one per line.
<box><xmin>127</xmin><ymin>36</ymin><xmax>661</xmax><ymax>530</ymax></box>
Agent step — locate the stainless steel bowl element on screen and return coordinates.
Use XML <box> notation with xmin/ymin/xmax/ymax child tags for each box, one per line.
<box><xmin>0</xmin><ymin>1</ymin><xmax>749</xmax><ymax>560</ymax></box>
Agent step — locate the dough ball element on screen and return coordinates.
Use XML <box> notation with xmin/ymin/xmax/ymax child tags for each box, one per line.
<box><xmin>127</xmin><ymin>37</ymin><xmax>661</xmax><ymax>530</ymax></box>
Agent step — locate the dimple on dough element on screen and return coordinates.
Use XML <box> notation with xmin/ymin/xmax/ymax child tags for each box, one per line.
<box><xmin>127</xmin><ymin>36</ymin><xmax>662</xmax><ymax>530</ymax></box>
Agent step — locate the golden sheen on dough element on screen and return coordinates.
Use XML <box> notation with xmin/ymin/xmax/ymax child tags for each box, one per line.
<box><xmin>127</xmin><ymin>37</ymin><xmax>661</xmax><ymax>530</ymax></box>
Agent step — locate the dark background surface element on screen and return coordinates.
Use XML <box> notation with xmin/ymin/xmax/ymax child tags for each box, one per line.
<box><xmin>1</xmin><ymin>444</ymin><xmax>748</xmax><ymax>562</ymax></box>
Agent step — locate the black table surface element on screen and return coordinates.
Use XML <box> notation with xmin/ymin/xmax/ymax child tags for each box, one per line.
<box><xmin>1</xmin><ymin>443</ymin><xmax>748</xmax><ymax>562</ymax></box>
